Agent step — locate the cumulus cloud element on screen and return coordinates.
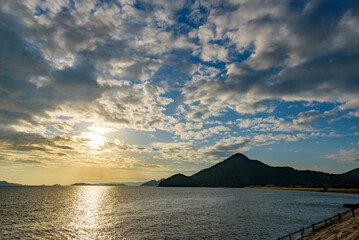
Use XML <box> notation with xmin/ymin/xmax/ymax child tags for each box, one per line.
<box><xmin>200</xmin><ymin>43</ymin><xmax>228</xmax><ymax>62</ymax></box>
<box><xmin>293</xmin><ymin>109</ymin><xmax>338</xmax><ymax>129</ymax></box>
<box><xmin>234</xmin><ymin>101</ymin><xmax>268</xmax><ymax>114</ymax></box>
<box><xmin>0</xmin><ymin>0</ymin><xmax>190</xmax><ymax>131</ymax></box>
<box><xmin>0</xmin><ymin>0</ymin><xmax>358</xmax><ymax>173</ymax></box>
<box><xmin>180</xmin><ymin>0</ymin><xmax>359</xmax><ymax>120</ymax></box>
<box><xmin>2</xmin><ymin>0</ymin><xmax>357</xmax><ymax>130</ymax></box>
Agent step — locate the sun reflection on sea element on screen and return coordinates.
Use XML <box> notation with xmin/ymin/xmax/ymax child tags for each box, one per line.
<box><xmin>67</xmin><ymin>186</ymin><xmax>111</xmax><ymax>239</ymax></box>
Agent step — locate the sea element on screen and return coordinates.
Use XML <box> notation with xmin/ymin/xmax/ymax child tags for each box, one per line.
<box><xmin>0</xmin><ymin>186</ymin><xmax>358</xmax><ymax>240</ymax></box>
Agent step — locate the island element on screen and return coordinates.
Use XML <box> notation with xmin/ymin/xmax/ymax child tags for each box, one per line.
<box><xmin>0</xmin><ymin>181</ymin><xmax>22</xmax><ymax>186</ymax></box>
<box><xmin>71</xmin><ymin>183</ymin><xmax>127</xmax><ymax>186</ymax></box>
<box><xmin>141</xmin><ymin>179</ymin><xmax>165</xmax><ymax>186</ymax></box>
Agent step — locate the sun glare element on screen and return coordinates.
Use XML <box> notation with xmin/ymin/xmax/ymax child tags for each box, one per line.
<box><xmin>88</xmin><ymin>132</ymin><xmax>105</xmax><ymax>147</ymax></box>
<box><xmin>84</xmin><ymin>126</ymin><xmax>107</xmax><ymax>148</ymax></box>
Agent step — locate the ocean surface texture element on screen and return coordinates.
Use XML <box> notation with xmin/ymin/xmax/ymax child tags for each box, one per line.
<box><xmin>0</xmin><ymin>186</ymin><xmax>357</xmax><ymax>239</ymax></box>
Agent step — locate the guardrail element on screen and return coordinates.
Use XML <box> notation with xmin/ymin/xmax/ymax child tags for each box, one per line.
<box><xmin>277</xmin><ymin>208</ymin><xmax>355</xmax><ymax>240</ymax></box>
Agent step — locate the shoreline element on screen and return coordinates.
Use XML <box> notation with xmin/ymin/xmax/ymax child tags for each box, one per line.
<box><xmin>300</xmin><ymin>208</ymin><xmax>359</xmax><ymax>239</ymax></box>
<box><xmin>246</xmin><ymin>186</ymin><xmax>359</xmax><ymax>194</ymax></box>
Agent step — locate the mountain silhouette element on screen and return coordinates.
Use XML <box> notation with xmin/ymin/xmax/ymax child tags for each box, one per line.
<box><xmin>0</xmin><ymin>180</ymin><xmax>22</xmax><ymax>186</ymax></box>
<box><xmin>159</xmin><ymin>153</ymin><xmax>359</xmax><ymax>187</ymax></box>
<box><xmin>157</xmin><ymin>174</ymin><xmax>201</xmax><ymax>187</ymax></box>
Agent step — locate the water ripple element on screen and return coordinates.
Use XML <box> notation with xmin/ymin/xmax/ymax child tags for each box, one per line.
<box><xmin>0</xmin><ymin>186</ymin><xmax>357</xmax><ymax>239</ymax></box>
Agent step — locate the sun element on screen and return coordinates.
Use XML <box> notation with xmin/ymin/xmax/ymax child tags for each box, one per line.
<box><xmin>84</xmin><ymin>127</ymin><xmax>107</xmax><ymax>148</ymax></box>
<box><xmin>87</xmin><ymin>132</ymin><xmax>105</xmax><ymax>148</ymax></box>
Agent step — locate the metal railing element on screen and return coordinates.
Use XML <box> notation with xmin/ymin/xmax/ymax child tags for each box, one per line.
<box><xmin>277</xmin><ymin>208</ymin><xmax>355</xmax><ymax>240</ymax></box>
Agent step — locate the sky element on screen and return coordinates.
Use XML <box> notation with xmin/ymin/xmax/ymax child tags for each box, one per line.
<box><xmin>0</xmin><ymin>0</ymin><xmax>359</xmax><ymax>185</ymax></box>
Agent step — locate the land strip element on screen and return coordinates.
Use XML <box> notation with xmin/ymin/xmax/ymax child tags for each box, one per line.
<box><xmin>246</xmin><ymin>186</ymin><xmax>359</xmax><ymax>194</ymax></box>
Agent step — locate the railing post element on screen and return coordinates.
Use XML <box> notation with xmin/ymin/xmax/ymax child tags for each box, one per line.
<box><xmin>352</xmin><ymin>208</ymin><xmax>355</xmax><ymax>217</ymax></box>
<box><xmin>278</xmin><ymin>210</ymin><xmax>350</xmax><ymax>239</ymax></box>
<box><xmin>338</xmin><ymin>212</ymin><xmax>342</xmax><ymax>223</ymax></box>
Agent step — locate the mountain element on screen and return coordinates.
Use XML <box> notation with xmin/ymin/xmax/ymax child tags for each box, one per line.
<box><xmin>159</xmin><ymin>153</ymin><xmax>359</xmax><ymax>187</ymax></box>
<box><xmin>141</xmin><ymin>179</ymin><xmax>165</xmax><ymax>186</ymax></box>
<box><xmin>0</xmin><ymin>181</ymin><xmax>22</xmax><ymax>186</ymax></box>
<box><xmin>156</xmin><ymin>174</ymin><xmax>201</xmax><ymax>187</ymax></box>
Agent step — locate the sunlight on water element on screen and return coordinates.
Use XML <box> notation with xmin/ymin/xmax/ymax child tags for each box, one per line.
<box><xmin>68</xmin><ymin>186</ymin><xmax>110</xmax><ymax>239</ymax></box>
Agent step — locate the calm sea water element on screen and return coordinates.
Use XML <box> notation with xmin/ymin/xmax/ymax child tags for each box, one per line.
<box><xmin>0</xmin><ymin>186</ymin><xmax>358</xmax><ymax>240</ymax></box>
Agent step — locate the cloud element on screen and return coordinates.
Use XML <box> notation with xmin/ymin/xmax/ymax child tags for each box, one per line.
<box><xmin>236</xmin><ymin>109</ymin><xmax>338</xmax><ymax>132</ymax></box>
<box><xmin>0</xmin><ymin>1</ymin><xmax>196</xmax><ymax>136</ymax></box>
<box><xmin>14</xmin><ymin>159</ymin><xmax>41</xmax><ymax>164</ymax></box>
<box><xmin>323</xmin><ymin>149</ymin><xmax>359</xmax><ymax>163</ymax></box>
<box><xmin>180</xmin><ymin>0</ymin><xmax>359</xmax><ymax>121</ymax></box>
<box><xmin>0</xmin><ymin>0</ymin><xmax>358</xmax><ymax>177</ymax></box>
<box><xmin>2</xmin><ymin>0</ymin><xmax>357</xmax><ymax>129</ymax></box>
<box><xmin>238</xmin><ymin>117</ymin><xmax>293</xmax><ymax>132</ymax></box>
<box><xmin>234</xmin><ymin>101</ymin><xmax>268</xmax><ymax>114</ymax></box>
<box><xmin>200</xmin><ymin>137</ymin><xmax>251</xmax><ymax>159</ymax></box>
<box><xmin>0</xmin><ymin>8</ymin><xmax>107</xmax><ymax>128</ymax></box>
<box><xmin>0</xmin><ymin>128</ymin><xmax>76</xmax><ymax>154</ymax></box>
<box><xmin>200</xmin><ymin>43</ymin><xmax>228</xmax><ymax>62</ymax></box>
<box><xmin>252</xmin><ymin>134</ymin><xmax>306</xmax><ymax>146</ymax></box>
<box><xmin>101</xmin><ymin>140</ymin><xmax>158</xmax><ymax>153</ymax></box>
<box><xmin>293</xmin><ymin>109</ymin><xmax>338</xmax><ymax>129</ymax></box>
<box><xmin>174</xmin><ymin>125</ymin><xmax>230</xmax><ymax>140</ymax></box>
<box><xmin>151</xmin><ymin>132</ymin><xmax>309</xmax><ymax>163</ymax></box>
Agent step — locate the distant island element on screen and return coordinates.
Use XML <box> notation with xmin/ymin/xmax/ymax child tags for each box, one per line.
<box><xmin>0</xmin><ymin>181</ymin><xmax>22</xmax><ymax>186</ymax></box>
<box><xmin>71</xmin><ymin>183</ymin><xmax>127</xmax><ymax>186</ymax></box>
<box><xmin>141</xmin><ymin>179</ymin><xmax>165</xmax><ymax>186</ymax></box>
<box><xmin>159</xmin><ymin>153</ymin><xmax>359</xmax><ymax>188</ymax></box>
<box><xmin>0</xmin><ymin>181</ymin><xmax>161</xmax><ymax>187</ymax></box>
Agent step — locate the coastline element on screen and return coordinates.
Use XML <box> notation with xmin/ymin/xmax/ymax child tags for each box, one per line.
<box><xmin>246</xmin><ymin>186</ymin><xmax>359</xmax><ymax>194</ymax></box>
<box><xmin>300</xmin><ymin>208</ymin><xmax>359</xmax><ymax>239</ymax></box>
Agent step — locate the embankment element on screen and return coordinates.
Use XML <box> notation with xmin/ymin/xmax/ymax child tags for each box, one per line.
<box><xmin>300</xmin><ymin>208</ymin><xmax>359</xmax><ymax>240</ymax></box>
